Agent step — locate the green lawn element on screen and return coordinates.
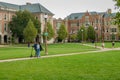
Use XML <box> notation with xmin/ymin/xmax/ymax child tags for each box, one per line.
<box><xmin>88</xmin><ymin>42</ymin><xmax>120</xmax><ymax>48</ymax></box>
<box><xmin>0</xmin><ymin>50</ymin><xmax>120</xmax><ymax>80</ymax></box>
<box><xmin>0</xmin><ymin>43</ymin><xmax>97</xmax><ymax>60</ymax></box>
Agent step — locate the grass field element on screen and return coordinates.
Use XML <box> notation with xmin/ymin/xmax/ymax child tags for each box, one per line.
<box><xmin>0</xmin><ymin>50</ymin><xmax>120</xmax><ymax>80</ymax></box>
<box><xmin>0</xmin><ymin>43</ymin><xmax>97</xmax><ymax>60</ymax></box>
<box><xmin>88</xmin><ymin>42</ymin><xmax>120</xmax><ymax>48</ymax></box>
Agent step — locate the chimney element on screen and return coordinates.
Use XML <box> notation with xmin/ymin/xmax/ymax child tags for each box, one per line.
<box><xmin>107</xmin><ymin>9</ymin><xmax>112</xmax><ymax>14</ymax></box>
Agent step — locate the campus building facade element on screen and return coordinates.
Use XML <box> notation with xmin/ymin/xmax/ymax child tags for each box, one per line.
<box><xmin>54</xmin><ymin>9</ymin><xmax>119</xmax><ymax>42</ymax></box>
<box><xmin>0</xmin><ymin>2</ymin><xmax>54</xmax><ymax>44</ymax></box>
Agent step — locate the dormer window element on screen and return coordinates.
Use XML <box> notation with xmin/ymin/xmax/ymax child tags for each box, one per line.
<box><xmin>74</xmin><ymin>17</ymin><xmax>78</xmax><ymax>19</ymax></box>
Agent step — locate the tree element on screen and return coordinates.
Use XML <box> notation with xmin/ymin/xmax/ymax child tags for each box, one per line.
<box><xmin>57</xmin><ymin>24</ymin><xmax>68</xmax><ymax>42</ymax></box>
<box><xmin>113</xmin><ymin>0</ymin><xmax>120</xmax><ymax>10</ymax></box>
<box><xmin>77</xmin><ymin>25</ymin><xmax>87</xmax><ymax>42</ymax></box>
<box><xmin>113</xmin><ymin>0</ymin><xmax>120</xmax><ymax>40</ymax></box>
<box><xmin>70</xmin><ymin>34</ymin><xmax>77</xmax><ymax>42</ymax></box>
<box><xmin>23</xmin><ymin>19</ymin><xmax>37</xmax><ymax>42</ymax></box>
<box><xmin>46</xmin><ymin>22</ymin><xmax>55</xmax><ymax>40</ymax></box>
<box><xmin>9</xmin><ymin>10</ymin><xmax>41</xmax><ymax>43</ymax></box>
<box><xmin>113</xmin><ymin>0</ymin><xmax>120</xmax><ymax>28</ymax></box>
<box><xmin>87</xmin><ymin>25</ymin><xmax>95</xmax><ymax>41</ymax></box>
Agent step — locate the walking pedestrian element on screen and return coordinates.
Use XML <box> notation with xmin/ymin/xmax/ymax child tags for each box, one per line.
<box><xmin>112</xmin><ymin>41</ymin><xmax>115</xmax><ymax>48</ymax></box>
<box><xmin>36</xmin><ymin>42</ymin><xmax>40</xmax><ymax>58</ymax></box>
<box><xmin>102</xmin><ymin>42</ymin><xmax>105</xmax><ymax>49</ymax></box>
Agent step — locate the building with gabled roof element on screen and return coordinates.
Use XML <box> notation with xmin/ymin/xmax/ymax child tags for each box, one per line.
<box><xmin>0</xmin><ymin>1</ymin><xmax>54</xmax><ymax>44</ymax></box>
<box><xmin>54</xmin><ymin>9</ymin><xmax>119</xmax><ymax>42</ymax></box>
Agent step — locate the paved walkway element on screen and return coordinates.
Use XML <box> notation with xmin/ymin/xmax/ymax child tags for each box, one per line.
<box><xmin>0</xmin><ymin>44</ymin><xmax>120</xmax><ymax>63</ymax></box>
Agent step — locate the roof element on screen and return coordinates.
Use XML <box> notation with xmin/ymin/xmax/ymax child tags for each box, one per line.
<box><xmin>67</xmin><ymin>12</ymin><xmax>97</xmax><ymax>20</ymax></box>
<box><xmin>67</xmin><ymin>11</ymin><xmax>116</xmax><ymax>20</ymax></box>
<box><xmin>0</xmin><ymin>2</ymin><xmax>19</xmax><ymax>10</ymax></box>
<box><xmin>20</xmin><ymin>3</ymin><xmax>53</xmax><ymax>15</ymax></box>
<box><xmin>98</xmin><ymin>12</ymin><xmax>116</xmax><ymax>18</ymax></box>
<box><xmin>0</xmin><ymin>2</ymin><xmax>53</xmax><ymax>15</ymax></box>
<box><xmin>67</xmin><ymin>13</ymin><xmax>84</xmax><ymax>20</ymax></box>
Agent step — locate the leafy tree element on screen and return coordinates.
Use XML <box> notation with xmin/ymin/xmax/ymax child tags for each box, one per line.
<box><xmin>113</xmin><ymin>0</ymin><xmax>120</xmax><ymax>9</ymax></box>
<box><xmin>87</xmin><ymin>25</ymin><xmax>95</xmax><ymax>41</ymax></box>
<box><xmin>57</xmin><ymin>24</ymin><xmax>68</xmax><ymax>42</ymax></box>
<box><xmin>113</xmin><ymin>0</ymin><xmax>120</xmax><ymax>40</ymax></box>
<box><xmin>46</xmin><ymin>22</ymin><xmax>55</xmax><ymax>40</ymax></box>
<box><xmin>9</xmin><ymin>10</ymin><xmax>41</xmax><ymax>43</ymax></box>
<box><xmin>70</xmin><ymin>34</ymin><xmax>77</xmax><ymax>42</ymax></box>
<box><xmin>23</xmin><ymin>19</ymin><xmax>37</xmax><ymax>42</ymax></box>
<box><xmin>77</xmin><ymin>25</ymin><xmax>87</xmax><ymax>42</ymax></box>
<box><xmin>113</xmin><ymin>0</ymin><xmax>120</xmax><ymax>28</ymax></box>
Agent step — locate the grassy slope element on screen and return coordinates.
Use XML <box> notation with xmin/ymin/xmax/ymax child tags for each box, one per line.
<box><xmin>0</xmin><ymin>43</ymin><xmax>97</xmax><ymax>60</ymax></box>
<box><xmin>0</xmin><ymin>50</ymin><xmax>120</xmax><ymax>80</ymax></box>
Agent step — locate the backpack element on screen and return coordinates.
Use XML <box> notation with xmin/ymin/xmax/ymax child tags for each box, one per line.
<box><xmin>40</xmin><ymin>45</ymin><xmax>44</xmax><ymax>51</ymax></box>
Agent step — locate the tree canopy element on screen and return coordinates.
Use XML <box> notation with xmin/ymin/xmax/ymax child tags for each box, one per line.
<box><xmin>87</xmin><ymin>25</ymin><xmax>95</xmax><ymax>41</ymax></box>
<box><xmin>23</xmin><ymin>19</ymin><xmax>37</xmax><ymax>42</ymax></box>
<box><xmin>113</xmin><ymin>0</ymin><xmax>120</xmax><ymax>28</ymax></box>
<box><xmin>77</xmin><ymin>25</ymin><xmax>87</xmax><ymax>42</ymax></box>
<box><xmin>9</xmin><ymin>10</ymin><xmax>41</xmax><ymax>42</ymax></box>
<box><xmin>57</xmin><ymin>24</ymin><xmax>68</xmax><ymax>42</ymax></box>
<box><xmin>46</xmin><ymin>22</ymin><xmax>55</xmax><ymax>40</ymax></box>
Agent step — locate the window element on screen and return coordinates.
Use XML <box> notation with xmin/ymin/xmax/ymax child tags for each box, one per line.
<box><xmin>96</xmin><ymin>19</ymin><xmax>99</xmax><ymax>23</ymax></box>
<box><xmin>74</xmin><ymin>17</ymin><xmax>78</xmax><ymax>19</ymax></box>
<box><xmin>4</xmin><ymin>23</ymin><xmax>7</xmax><ymax>32</ymax></box>
<box><xmin>0</xmin><ymin>23</ymin><xmax>1</xmax><ymax>32</ymax></box>
<box><xmin>77</xmin><ymin>22</ymin><xmax>79</xmax><ymax>26</ymax></box>
<box><xmin>111</xmin><ymin>28</ymin><xmax>117</xmax><ymax>32</ymax></box>
<box><xmin>85</xmin><ymin>16</ymin><xmax>90</xmax><ymax>27</ymax></box>
<box><xmin>0</xmin><ymin>13</ymin><xmax>2</xmax><ymax>20</ymax></box>
<box><xmin>56</xmin><ymin>22</ymin><xmax>61</xmax><ymax>29</ymax></box>
<box><xmin>106</xmin><ymin>28</ymin><xmax>109</xmax><ymax>32</ymax></box>
<box><xmin>4</xmin><ymin>14</ymin><xmax>7</xmax><ymax>20</ymax></box>
<box><xmin>71</xmin><ymin>23</ymin><xmax>77</xmax><ymax>27</ymax></box>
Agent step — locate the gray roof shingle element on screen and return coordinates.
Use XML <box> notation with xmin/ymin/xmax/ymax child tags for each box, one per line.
<box><xmin>20</xmin><ymin>3</ymin><xmax>53</xmax><ymax>15</ymax></box>
<box><xmin>0</xmin><ymin>2</ymin><xmax>19</xmax><ymax>10</ymax></box>
<box><xmin>67</xmin><ymin>12</ymin><xmax>115</xmax><ymax>20</ymax></box>
<box><xmin>0</xmin><ymin>2</ymin><xmax>53</xmax><ymax>15</ymax></box>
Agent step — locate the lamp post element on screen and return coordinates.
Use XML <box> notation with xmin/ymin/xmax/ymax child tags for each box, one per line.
<box><xmin>101</xmin><ymin>14</ymin><xmax>105</xmax><ymax>48</ymax></box>
<box><xmin>44</xmin><ymin>14</ymin><xmax>48</xmax><ymax>55</ymax></box>
<box><xmin>9</xmin><ymin>30</ymin><xmax>12</xmax><ymax>45</ymax></box>
<box><xmin>102</xmin><ymin>14</ymin><xmax>105</xmax><ymax>43</ymax></box>
<box><xmin>81</xmin><ymin>29</ymin><xmax>83</xmax><ymax>43</ymax></box>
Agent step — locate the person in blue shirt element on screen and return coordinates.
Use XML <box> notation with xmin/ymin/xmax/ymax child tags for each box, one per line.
<box><xmin>36</xmin><ymin>42</ymin><xmax>40</xmax><ymax>58</ymax></box>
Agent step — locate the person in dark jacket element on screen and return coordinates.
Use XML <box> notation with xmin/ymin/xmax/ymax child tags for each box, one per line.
<box><xmin>32</xmin><ymin>42</ymin><xmax>37</xmax><ymax>57</ymax></box>
<box><xmin>39</xmin><ymin>42</ymin><xmax>43</xmax><ymax>51</ymax></box>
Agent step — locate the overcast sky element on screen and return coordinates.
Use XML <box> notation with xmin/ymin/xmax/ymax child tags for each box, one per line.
<box><xmin>0</xmin><ymin>0</ymin><xmax>116</xmax><ymax>19</ymax></box>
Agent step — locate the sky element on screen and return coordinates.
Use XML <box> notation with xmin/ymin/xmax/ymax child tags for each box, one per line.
<box><xmin>0</xmin><ymin>0</ymin><xmax>117</xmax><ymax>19</ymax></box>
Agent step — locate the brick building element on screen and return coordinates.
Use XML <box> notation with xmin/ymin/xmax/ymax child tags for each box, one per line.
<box><xmin>0</xmin><ymin>2</ymin><xmax>54</xmax><ymax>44</ymax></box>
<box><xmin>54</xmin><ymin>9</ymin><xmax>119</xmax><ymax>42</ymax></box>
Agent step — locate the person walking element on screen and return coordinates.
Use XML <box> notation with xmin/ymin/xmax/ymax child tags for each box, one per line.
<box><xmin>32</xmin><ymin>42</ymin><xmax>37</xmax><ymax>57</ymax></box>
<box><xmin>36</xmin><ymin>42</ymin><xmax>40</xmax><ymax>58</ymax></box>
<box><xmin>39</xmin><ymin>42</ymin><xmax>43</xmax><ymax>51</ymax></box>
<box><xmin>112</xmin><ymin>41</ymin><xmax>115</xmax><ymax>48</ymax></box>
<box><xmin>102</xmin><ymin>42</ymin><xmax>105</xmax><ymax>49</ymax></box>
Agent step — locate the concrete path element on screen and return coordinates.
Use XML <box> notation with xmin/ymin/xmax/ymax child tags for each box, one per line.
<box><xmin>0</xmin><ymin>44</ymin><xmax>120</xmax><ymax>63</ymax></box>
